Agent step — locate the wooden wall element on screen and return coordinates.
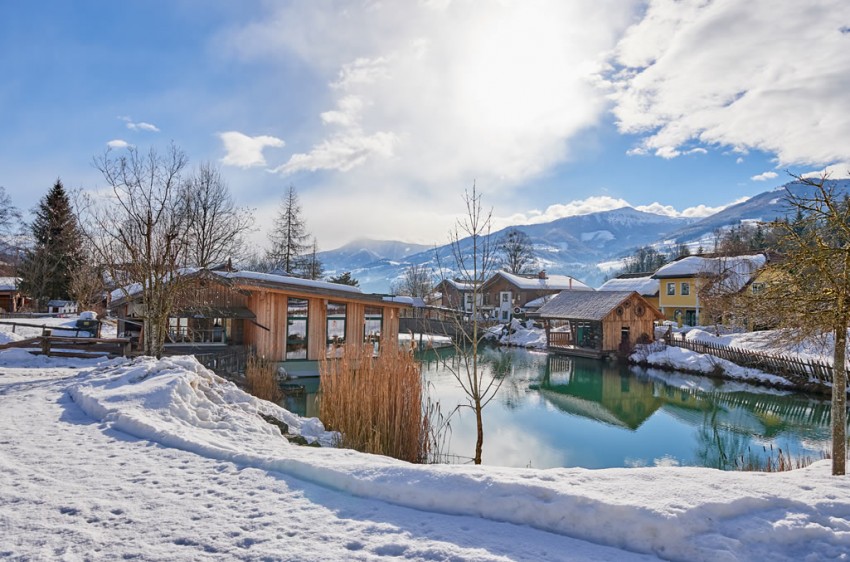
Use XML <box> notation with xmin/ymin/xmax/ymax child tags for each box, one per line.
<box><xmin>600</xmin><ymin>294</ymin><xmax>658</xmax><ymax>352</ymax></box>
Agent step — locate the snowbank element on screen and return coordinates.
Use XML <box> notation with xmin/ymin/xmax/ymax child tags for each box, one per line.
<box><xmin>489</xmin><ymin>319</ymin><xmax>548</xmax><ymax>349</ymax></box>
<box><xmin>66</xmin><ymin>355</ymin><xmax>850</xmax><ymax>561</ymax></box>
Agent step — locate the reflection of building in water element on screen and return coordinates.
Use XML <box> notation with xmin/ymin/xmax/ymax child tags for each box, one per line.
<box><xmin>542</xmin><ymin>356</ymin><xmax>834</xmax><ymax>440</ymax></box>
<box><xmin>541</xmin><ymin>356</ymin><xmax>665</xmax><ymax>429</ymax></box>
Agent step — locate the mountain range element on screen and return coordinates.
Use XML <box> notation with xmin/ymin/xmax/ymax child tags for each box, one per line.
<box><xmin>318</xmin><ymin>178</ymin><xmax>850</xmax><ymax>293</ymax></box>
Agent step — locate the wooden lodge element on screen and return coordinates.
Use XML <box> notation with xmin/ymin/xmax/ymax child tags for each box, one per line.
<box><xmin>109</xmin><ymin>270</ymin><xmax>409</xmax><ymax>370</ymax></box>
<box><xmin>537</xmin><ymin>290</ymin><xmax>664</xmax><ymax>359</ymax></box>
<box><xmin>0</xmin><ymin>277</ymin><xmax>27</xmax><ymax>313</ymax></box>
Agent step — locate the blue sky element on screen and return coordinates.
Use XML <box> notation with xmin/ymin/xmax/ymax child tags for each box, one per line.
<box><xmin>2</xmin><ymin>1</ymin><xmax>848</xmax><ymax>250</ymax></box>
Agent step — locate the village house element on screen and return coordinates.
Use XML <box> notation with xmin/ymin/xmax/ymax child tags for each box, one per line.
<box><xmin>537</xmin><ymin>290</ymin><xmax>663</xmax><ymax>358</ymax></box>
<box><xmin>480</xmin><ymin>270</ymin><xmax>593</xmax><ymax>322</ymax></box>
<box><xmin>109</xmin><ymin>269</ymin><xmax>410</xmax><ymax>371</ymax></box>
<box><xmin>434</xmin><ymin>278</ymin><xmax>480</xmax><ymax>314</ymax></box>
<box><xmin>47</xmin><ymin>300</ymin><xmax>78</xmax><ymax>315</ymax></box>
<box><xmin>651</xmin><ymin>254</ymin><xmax>767</xmax><ymax>326</ymax></box>
<box><xmin>0</xmin><ymin>277</ymin><xmax>26</xmax><ymax>313</ymax></box>
<box><xmin>597</xmin><ymin>273</ymin><xmax>660</xmax><ymax>310</ymax></box>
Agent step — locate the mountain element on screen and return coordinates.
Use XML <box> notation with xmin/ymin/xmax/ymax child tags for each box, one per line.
<box><xmin>321</xmin><ymin>208</ymin><xmax>692</xmax><ymax>292</ymax></box>
<box><xmin>665</xmin><ymin>178</ymin><xmax>850</xmax><ymax>246</ymax></box>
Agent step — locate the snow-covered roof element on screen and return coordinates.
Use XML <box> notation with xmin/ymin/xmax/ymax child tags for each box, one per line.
<box><xmin>382</xmin><ymin>295</ymin><xmax>426</xmax><ymax>307</ymax></box>
<box><xmin>489</xmin><ymin>270</ymin><xmax>593</xmax><ymax>292</ymax></box>
<box><xmin>47</xmin><ymin>300</ymin><xmax>76</xmax><ymax>307</ymax></box>
<box><xmin>0</xmin><ymin>277</ymin><xmax>20</xmax><ymax>292</ymax></box>
<box><xmin>653</xmin><ymin>254</ymin><xmax>766</xmax><ymax>282</ymax></box>
<box><xmin>598</xmin><ymin>276</ymin><xmax>659</xmax><ymax>296</ymax></box>
<box><xmin>438</xmin><ymin>278</ymin><xmax>476</xmax><ymax>291</ymax></box>
<box><xmin>218</xmin><ymin>271</ymin><xmax>363</xmax><ymax>295</ymax></box>
<box><xmin>522</xmin><ymin>294</ymin><xmax>555</xmax><ymax>310</ymax></box>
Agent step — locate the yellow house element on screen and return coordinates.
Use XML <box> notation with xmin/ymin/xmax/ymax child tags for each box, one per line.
<box><xmin>652</xmin><ymin>254</ymin><xmax>767</xmax><ymax>326</ymax></box>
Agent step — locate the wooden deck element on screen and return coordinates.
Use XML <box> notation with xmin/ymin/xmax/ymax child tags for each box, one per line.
<box><xmin>547</xmin><ymin>344</ymin><xmax>604</xmax><ymax>359</ymax></box>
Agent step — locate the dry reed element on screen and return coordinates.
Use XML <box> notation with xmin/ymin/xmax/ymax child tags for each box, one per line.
<box><xmin>734</xmin><ymin>445</ymin><xmax>829</xmax><ymax>472</ymax></box>
<box><xmin>245</xmin><ymin>354</ymin><xmax>283</xmax><ymax>403</ymax></box>
<box><xmin>319</xmin><ymin>344</ymin><xmax>431</xmax><ymax>463</ymax></box>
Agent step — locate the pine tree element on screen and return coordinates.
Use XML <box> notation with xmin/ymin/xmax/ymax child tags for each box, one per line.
<box><xmin>299</xmin><ymin>237</ymin><xmax>325</xmax><ymax>280</ymax></box>
<box><xmin>328</xmin><ymin>271</ymin><xmax>359</xmax><ymax>287</ymax></box>
<box><xmin>18</xmin><ymin>180</ymin><xmax>84</xmax><ymax>309</ymax></box>
<box><xmin>266</xmin><ymin>185</ymin><xmax>309</xmax><ymax>275</ymax></box>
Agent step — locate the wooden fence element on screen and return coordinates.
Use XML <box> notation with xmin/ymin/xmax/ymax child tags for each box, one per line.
<box><xmin>0</xmin><ymin>335</ymin><xmax>132</xmax><ymax>358</ymax></box>
<box><xmin>666</xmin><ymin>333</ymin><xmax>846</xmax><ymax>393</ymax></box>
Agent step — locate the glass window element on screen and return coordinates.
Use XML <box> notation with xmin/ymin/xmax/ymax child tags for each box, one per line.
<box><xmin>327</xmin><ymin>302</ymin><xmax>347</xmax><ymax>353</ymax></box>
<box><xmin>667</xmin><ymin>282</ymin><xmax>675</xmax><ymax>296</ymax></box>
<box><xmin>501</xmin><ymin>292</ymin><xmax>509</xmax><ymax>303</ymax></box>
<box><xmin>364</xmin><ymin>306</ymin><xmax>383</xmax><ymax>342</ymax></box>
<box><xmin>286</xmin><ymin>299</ymin><xmax>309</xmax><ymax>360</ymax></box>
<box><xmin>681</xmin><ymin>282</ymin><xmax>690</xmax><ymax>296</ymax></box>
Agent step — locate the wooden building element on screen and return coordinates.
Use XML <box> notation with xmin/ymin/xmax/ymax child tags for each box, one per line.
<box><xmin>537</xmin><ymin>290</ymin><xmax>663</xmax><ymax>358</ymax></box>
<box><xmin>110</xmin><ymin>270</ymin><xmax>409</xmax><ymax>367</ymax></box>
<box><xmin>434</xmin><ymin>278</ymin><xmax>478</xmax><ymax>313</ymax></box>
<box><xmin>480</xmin><ymin>270</ymin><xmax>592</xmax><ymax>322</ymax></box>
<box><xmin>0</xmin><ymin>277</ymin><xmax>26</xmax><ymax>313</ymax></box>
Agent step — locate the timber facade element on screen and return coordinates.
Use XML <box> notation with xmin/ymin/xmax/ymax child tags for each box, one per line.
<box><xmin>110</xmin><ymin>270</ymin><xmax>407</xmax><ymax>365</ymax></box>
<box><xmin>538</xmin><ymin>290</ymin><xmax>664</xmax><ymax>359</ymax></box>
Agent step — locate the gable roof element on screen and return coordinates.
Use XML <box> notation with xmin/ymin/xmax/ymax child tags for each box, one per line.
<box><xmin>485</xmin><ymin>270</ymin><xmax>593</xmax><ymax>292</ymax></box>
<box><xmin>652</xmin><ymin>254</ymin><xmax>767</xmax><ymax>290</ymax></box>
<box><xmin>0</xmin><ymin>277</ymin><xmax>19</xmax><ymax>292</ymax></box>
<box><xmin>537</xmin><ymin>290</ymin><xmax>639</xmax><ymax>321</ymax></box>
<box><xmin>597</xmin><ymin>276</ymin><xmax>659</xmax><ymax>296</ymax></box>
<box><xmin>435</xmin><ymin>278</ymin><xmax>476</xmax><ymax>291</ymax></box>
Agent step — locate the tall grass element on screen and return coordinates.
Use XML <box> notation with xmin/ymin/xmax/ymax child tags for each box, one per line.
<box><xmin>319</xmin><ymin>344</ymin><xmax>433</xmax><ymax>463</ymax></box>
<box><xmin>245</xmin><ymin>354</ymin><xmax>283</xmax><ymax>403</ymax></box>
<box><xmin>734</xmin><ymin>445</ymin><xmax>829</xmax><ymax>472</ymax></box>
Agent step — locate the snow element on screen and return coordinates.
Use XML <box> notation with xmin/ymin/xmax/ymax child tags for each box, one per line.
<box><xmin>491</xmin><ymin>270</ymin><xmax>593</xmax><ymax>291</ymax></box>
<box><xmin>488</xmin><ymin>319</ymin><xmax>549</xmax><ymax>349</ymax></box>
<box><xmin>653</xmin><ymin>255</ymin><xmax>766</xmax><ymax>292</ymax></box>
<box><xmin>220</xmin><ymin>270</ymin><xmax>364</xmax><ymax>294</ymax></box>
<box><xmin>598</xmin><ymin>276</ymin><xmax>659</xmax><ymax>295</ymax></box>
<box><xmin>0</xmin><ymin>276</ymin><xmax>19</xmax><ymax>291</ymax></box>
<box><xmin>0</xmin><ymin>314</ymin><xmax>115</xmax><ymax>340</ymax></box>
<box><xmin>2</xmin><ymin>352</ymin><xmax>850</xmax><ymax>560</ymax></box>
<box><xmin>580</xmin><ymin>230</ymin><xmax>615</xmax><ymax>243</ymax></box>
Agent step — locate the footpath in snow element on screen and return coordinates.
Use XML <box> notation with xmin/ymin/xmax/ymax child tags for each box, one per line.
<box><xmin>2</xmin><ymin>350</ymin><xmax>849</xmax><ymax>561</ymax></box>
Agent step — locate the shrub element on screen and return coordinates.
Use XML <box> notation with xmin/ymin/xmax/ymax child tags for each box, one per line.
<box><xmin>245</xmin><ymin>354</ymin><xmax>283</xmax><ymax>403</ymax></box>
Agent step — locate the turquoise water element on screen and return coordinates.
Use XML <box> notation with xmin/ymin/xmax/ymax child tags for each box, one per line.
<box><xmin>284</xmin><ymin>347</ymin><xmax>836</xmax><ymax>470</ymax></box>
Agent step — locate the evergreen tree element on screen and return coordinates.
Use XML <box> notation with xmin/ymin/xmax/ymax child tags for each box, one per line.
<box><xmin>328</xmin><ymin>271</ymin><xmax>359</xmax><ymax>287</ymax></box>
<box><xmin>298</xmin><ymin>237</ymin><xmax>325</xmax><ymax>280</ymax></box>
<box><xmin>18</xmin><ymin>180</ymin><xmax>84</xmax><ymax>309</ymax></box>
<box><xmin>265</xmin><ymin>185</ymin><xmax>309</xmax><ymax>275</ymax></box>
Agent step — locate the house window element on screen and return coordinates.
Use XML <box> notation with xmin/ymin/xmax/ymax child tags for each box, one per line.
<box><xmin>286</xmin><ymin>298</ymin><xmax>309</xmax><ymax>360</ymax></box>
<box><xmin>327</xmin><ymin>301</ymin><xmax>347</xmax><ymax>355</ymax></box>
<box><xmin>501</xmin><ymin>293</ymin><xmax>509</xmax><ymax>303</ymax></box>
<box><xmin>752</xmin><ymin>282</ymin><xmax>765</xmax><ymax>294</ymax></box>
<box><xmin>364</xmin><ymin>306</ymin><xmax>383</xmax><ymax>351</ymax></box>
<box><xmin>667</xmin><ymin>282</ymin><xmax>675</xmax><ymax>296</ymax></box>
<box><xmin>681</xmin><ymin>282</ymin><xmax>690</xmax><ymax>296</ymax></box>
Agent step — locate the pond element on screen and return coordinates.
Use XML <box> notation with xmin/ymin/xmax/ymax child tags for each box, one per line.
<box><xmin>282</xmin><ymin>347</ymin><xmax>837</xmax><ymax>470</ymax></box>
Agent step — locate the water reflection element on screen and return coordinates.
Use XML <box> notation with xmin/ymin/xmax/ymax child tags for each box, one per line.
<box><xmin>286</xmin><ymin>348</ymin><xmax>837</xmax><ymax>469</ymax></box>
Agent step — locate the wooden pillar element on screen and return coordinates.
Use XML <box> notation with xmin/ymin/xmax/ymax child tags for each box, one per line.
<box><xmin>346</xmin><ymin>302</ymin><xmax>365</xmax><ymax>351</ymax></box>
<box><xmin>307</xmin><ymin>298</ymin><xmax>327</xmax><ymax>361</ymax></box>
<box><xmin>383</xmin><ymin>306</ymin><xmax>400</xmax><ymax>348</ymax></box>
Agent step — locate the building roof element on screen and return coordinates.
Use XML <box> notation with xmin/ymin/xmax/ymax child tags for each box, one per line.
<box><xmin>436</xmin><ymin>278</ymin><xmax>477</xmax><ymax>291</ymax></box>
<box><xmin>47</xmin><ymin>300</ymin><xmax>76</xmax><ymax>307</ymax></box>
<box><xmin>486</xmin><ymin>270</ymin><xmax>593</xmax><ymax>292</ymax></box>
<box><xmin>597</xmin><ymin>276</ymin><xmax>659</xmax><ymax>296</ymax></box>
<box><xmin>537</xmin><ymin>290</ymin><xmax>637</xmax><ymax>321</ymax></box>
<box><xmin>652</xmin><ymin>254</ymin><xmax>767</xmax><ymax>291</ymax></box>
<box><xmin>0</xmin><ymin>277</ymin><xmax>19</xmax><ymax>292</ymax></box>
<box><xmin>383</xmin><ymin>295</ymin><xmax>427</xmax><ymax>308</ymax></box>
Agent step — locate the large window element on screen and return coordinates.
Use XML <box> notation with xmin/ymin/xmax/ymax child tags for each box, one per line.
<box><xmin>327</xmin><ymin>302</ymin><xmax>347</xmax><ymax>355</ymax></box>
<box><xmin>365</xmin><ymin>306</ymin><xmax>383</xmax><ymax>353</ymax></box>
<box><xmin>667</xmin><ymin>282</ymin><xmax>675</xmax><ymax>296</ymax></box>
<box><xmin>681</xmin><ymin>282</ymin><xmax>690</xmax><ymax>296</ymax></box>
<box><xmin>286</xmin><ymin>299</ymin><xmax>309</xmax><ymax>360</ymax></box>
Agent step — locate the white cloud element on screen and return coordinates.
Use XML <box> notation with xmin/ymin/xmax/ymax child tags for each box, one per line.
<box><xmin>106</xmin><ymin>139</ymin><xmax>129</xmax><ymax>149</ymax></box>
<box><xmin>225</xmin><ymin>1</ymin><xmax>638</xmax><ymax>195</ymax></box>
<box><xmin>607</xmin><ymin>0</ymin><xmax>850</xmax><ymax>167</ymax></box>
<box><xmin>126</xmin><ymin>121</ymin><xmax>160</xmax><ymax>132</ymax></box>
<box><xmin>219</xmin><ymin>131</ymin><xmax>285</xmax><ymax>168</ymax></box>
<box><xmin>751</xmin><ymin>171</ymin><xmax>778</xmax><ymax>182</ymax></box>
<box><xmin>736</xmin><ymin>157</ymin><xmax>744</xmax><ymax>164</ymax></box>
<box><xmin>801</xmin><ymin>162</ymin><xmax>850</xmax><ymax>179</ymax></box>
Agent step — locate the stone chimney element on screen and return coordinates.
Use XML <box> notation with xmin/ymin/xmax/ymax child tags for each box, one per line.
<box><xmin>538</xmin><ymin>270</ymin><xmax>547</xmax><ymax>279</ymax></box>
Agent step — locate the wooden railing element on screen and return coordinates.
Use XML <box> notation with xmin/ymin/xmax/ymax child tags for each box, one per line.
<box><xmin>666</xmin><ymin>333</ymin><xmax>846</xmax><ymax>393</ymax></box>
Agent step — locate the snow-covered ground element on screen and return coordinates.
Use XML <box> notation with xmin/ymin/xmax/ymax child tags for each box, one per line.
<box><xmin>0</xmin><ymin>313</ymin><xmax>117</xmax><ymax>345</ymax></box>
<box><xmin>488</xmin><ymin>319</ymin><xmax>548</xmax><ymax>349</ymax></box>
<box><xmin>2</xmin><ymin>351</ymin><xmax>849</xmax><ymax>561</ymax></box>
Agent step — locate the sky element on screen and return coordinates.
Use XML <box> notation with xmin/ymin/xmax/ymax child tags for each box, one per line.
<box><xmin>1</xmin><ymin>0</ymin><xmax>849</xmax><ymax>251</ymax></box>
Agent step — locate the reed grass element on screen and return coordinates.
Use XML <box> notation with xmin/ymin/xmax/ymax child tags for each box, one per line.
<box><xmin>245</xmin><ymin>354</ymin><xmax>283</xmax><ymax>403</ymax></box>
<box><xmin>319</xmin><ymin>344</ymin><xmax>433</xmax><ymax>463</ymax></box>
<box><xmin>734</xmin><ymin>445</ymin><xmax>829</xmax><ymax>472</ymax></box>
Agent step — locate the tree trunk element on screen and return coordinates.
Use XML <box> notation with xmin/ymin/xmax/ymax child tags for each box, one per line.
<box><xmin>833</xmin><ymin>323</ymin><xmax>847</xmax><ymax>475</ymax></box>
<box><xmin>474</xmin><ymin>402</ymin><xmax>483</xmax><ymax>465</ymax></box>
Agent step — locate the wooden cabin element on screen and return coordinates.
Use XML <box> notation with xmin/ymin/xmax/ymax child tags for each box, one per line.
<box><xmin>537</xmin><ymin>290</ymin><xmax>664</xmax><ymax>359</ymax></box>
<box><xmin>480</xmin><ymin>270</ymin><xmax>592</xmax><ymax>322</ymax></box>
<box><xmin>109</xmin><ymin>270</ymin><xmax>409</xmax><ymax>369</ymax></box>
<box><xmin>0</xmin><ymin>277</ymin><xmax>26</xmax><ymax>313</ymax></box>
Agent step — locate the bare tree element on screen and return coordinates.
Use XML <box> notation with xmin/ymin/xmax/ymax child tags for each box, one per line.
<box><xmin>391</xmin><ymin>264</ymin><xmax>433</xmax><ymax>298</ymax></box>
<box><xmin>754</xmin><ymin>173</ymin><xmax>849</xmax><ymax>475</ymax></box>
<box><xmin>0</xmin><ymin>186</ymin><xmax>22</xmax><ymax>274</ymax></box>
<box><xmin>498</xmin><ymin>228</ymin><xmax>535</xmax><ymax>274</ymax></box>
<box><xmin>68</xmin><ymin>259</ymin><xmax>105</xmax><ymax>314</ymax></box>
<box><xmin>266</xmin><ymin>185</ymin><xmax>309</xmax><ymax>275</ymax></box>
<box><xmin>439</xmin><ymin>183</ymin><xmax>501</xmax><ymax>465</ymax></box>
<box><xmin>84</xmin><ymin>144</ymin><xmax>191</xmax><ymax>357</ymax></box>
<box><xmin>299</xmin><ymin>237</ymin><xmax>324</xmax><ymax>280</ymax></box>
<box><xmin>185</xmin><ymin>162</ymin><xmax>254</xmax><ymax>268</ymax></box>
